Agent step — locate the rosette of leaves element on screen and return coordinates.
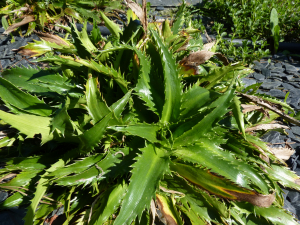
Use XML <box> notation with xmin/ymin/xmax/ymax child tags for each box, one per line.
<box><xmin>0</xmin><ymin>2</ymin><xmax>300</xmax><ymax>225</ymax></box>
<box><xmin>0</xmin><ymin>0</ymin><xmax>124</xmax><ymax>37</ymax></box>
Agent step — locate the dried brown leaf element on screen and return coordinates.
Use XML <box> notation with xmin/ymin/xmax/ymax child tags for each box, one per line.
<box><xmin>124</xmin><ymin>0</ymin><xmax>147</xmax><ymax>32</ymax></box>
<box><xmin>227</xmin><ymin>191</ymin><xmax>275</xmax><ymax>208</ymax></box>
<box><xmin>35</xmin><ymin>32</ymin><xmax>70</xmax><ymax>46</ymax></box>
<box><xmin>241</xmin><ymin>104</ymin><xmax>263</xmax><ymax>113</ymax></box>
<box><xmin>11</xmin><ymin>7</ymin><xmax>29</xmax><ymax>13</ymax></box>
<box><xmin>245</xmin><ymin>124</ymin><xmax>289</xmax><ymax>132</ymax></box>
<box><xmin>150</xmin><ymin>199</ymin><xmax>156</xmax><ymax>225</ymax></box>
<box><xmin>160</xmin><ymin>186</ymin><xmax>185</xmax><ymax>196</ymax></box>
<box><xmin>202</xmin><ymin>41</ymin><xmax>216</xmax><ymax>51</ymax></box>
<box><xmin>4</xmin><ymin>15</ymin><xmax>35</xmax><ymax>35</ymax></box>
<box><xmin>0</xmin><ymin>173</ymin><xmax>17</xmax><ymax>183</ymax></box>
<box><xmin>180</xmin><ymin>50</ymin><xmax>215</xmax><ymax>66</ymax></box>
<box><xmin>179</xmin><ymin>64</ymin><xmax>199</xmax><ymax>75</ymax></box>
<box><xmin>16</xmin><ymin>49</ymin><xmax>37</xmax><ymax>57</ymax></box>
<box><xmin>269</xmin><ymin>147</ymin><xmax>295</xmax><ymax>161</ymax></box>
<box><xmin>156</xmin><ymin>194</ymin><xmax>178</xmax><ymax>225</ymax></box>
<box><xmin>214</xmin><ymin>52</ymin><xmax>229</xmax><ymax>66</ymax></box>
<box><xmin>239</xmin><ymin>93</ymin><xmax>300</xmax><ymax>126</ymax></box>
<box><xmin>204</xmin><ymin>29</ymin><xmax>213</xmax><ymax>43</ymax></box>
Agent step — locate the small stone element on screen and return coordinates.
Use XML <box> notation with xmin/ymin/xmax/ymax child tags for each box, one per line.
<box><xmin>270</xmin><ymin>67</ymin><xmax>285</xmax><ymax>73</ymax></box>
<box><xmin>253</xmin><ymin>73</ymin><xmax>265</xmax><ymax>81</ymax></box>
<box><xmin>242</xmin><ymin>78</ymin><xmax>256</xmax><ymax>88</ymax></box>
<box><xmin>284</xmin><ymin>199</ymin><xmax>297</xmax><ymax>215</ymax></box>
<box><xmin>0</xmin><ymin>59</ymin><xmax>10</xmax><ymax>69</ymax></box>
<box><xmin>287</xmin><ymin>97</ymin><xmax>300</xmax><ymax>106</ymax></box>
<box><xmin>281</xmin><ymin>83</ymin><xmax>297</xmax><ymax>91</ymax></box>
<box><xmin>274</xmin><ymin>62</ymin><xmax>283</xmax><ymax>67</ymax></box>
<box><xmin>0</xmin><ymin>191</ymin><xmax>8</xmax><ymax>202</ymax></box>
<box><xmin>261</xmin><ymin>67</ymin><xmax>271</xmax><ymax>78</ymax></box>
<box><xmin>99</xmin><ymin>26</ymin><xmax>111</xmax><ymax>36</ymax></box>
<box><xmin>291</xmin><ymin>126</ymin><xmax>300</xmax><ymax>136</ymax></box>
<box><xmin>0</xmin><ymin>27</ymin><xmax>4</xmax><ymax>33</ymax></box>
<box><xmin>270</xmin><ymin>71</ymin><xmax>287</xmax><ymax>78</ymax></box>
<box><xmin>283</xmin><ymin>75</ymin><xmax>295</xmax><ymax>81</ymax></box>
<box><xmin>284</xmin><ymin>64</ymin><xmax>299</xmax><ymax>75</ymax></box>
<box><xmin>287</xmin><ymin>82</ymin><xmax>300</xmax><ymax>89</ymax></box>
<box><xmin>156</xmin><ymin>6</ymin><xmax>165</xmax><ymax>11</ymax></box>
<box><xmin>290</xmin><ymin>78</ymin><xmax>300</xmax><ymax>82</ymax></box>
<box><xmin>15</xmin><ymin>55</ymin><xmax>23</xmax><ymax>61</ymax></box>
<box><xmin>287</xmin><ymin>191</ymin><xmax>300</xmax><ymax>203</ymax></box>
<box><xmin>261</xmin><ymin>131</ymin><xmax>282</xmax><ymax>143</ymax></box>
<box><xmin>252</xmin><ymin>61</ymin><xmax>265</xmax><ymax>72</ymax></box>
<box><xmin>260</xmin><ymin>81</ymin><xmax>281</xmax><ymax>89</ymax></box>
<box><xmin>268</xmin><ymin>89</ymin><xmax>286</xmax><ymax>98</ymax></box>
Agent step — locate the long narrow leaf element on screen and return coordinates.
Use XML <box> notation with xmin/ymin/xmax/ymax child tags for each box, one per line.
<box><xmin>0</xmin><ymin>77</ymin><xmax>53</xmax><ymax>116</ymax></box>
<box><xmin>114</xmin><ymin>143</ymin><xmax>169</xmax><ymax>225</ymax></box>
<box><xmin>150</xmin><ymin>29</ymin><xmax>181</xmax><ymax>123</ymax></box>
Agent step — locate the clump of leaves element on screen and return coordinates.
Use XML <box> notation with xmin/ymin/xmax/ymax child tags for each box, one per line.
<box><xmin>0</xmin><ymin>1</ymin><xmax>300</xmax><ymax>224</ymax></box>
<box><xmin>196</xmin><ymin>0</ymin><xmax>300</xmax><ymax>43</ymax></box>
<box><xmin>0</xmin><ymin>0</ymin><xmax>125</xmax><ymax>36</ymax></box>
<box><xmin>210</xmin><ymin>21</ymin><xmax>271</xmax><ymax>66</ymax></box>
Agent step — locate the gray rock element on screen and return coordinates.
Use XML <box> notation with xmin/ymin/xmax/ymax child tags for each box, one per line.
<box><xmin>156</xmin><ymin>6</ymin><xmax>165</xmax><ymax>11</ymax></box>
<box><xmin>262</xmin><ymin>131</ymin><xmax>283</xmax><ymax>143</ymax></box>
<box><xmin>270</xmin><ymin>71</ymin><xmax>287</xmax><ymax>78</ymax></box>
<box><xmin>284</xmin><ymin>199</ymin><xmax>297</xmax><ymax>216</ymax></box>
<box><xmin>253</xmin><ymin>73</ymin><xmax>265</xmax><ymax>81</ymax></box>
<box><xmin>281</xmin><ymin>83</ymin><xmax>298</xmax><ymax>91</ymax></box>
<box><xmin>242</xmin><ymin>78</ymin><xmax>256</xmax><ymax>88</ymax></box>
<box><xmin>268</xmin><ymin>89</ymin><xmax>286</xmax><ymax>98</ymax></box>
<box><xmin>6</xmin><ymin>39</ymin><xmax>27</xmax><ymax>52</ymax></box>
<box><xmin>252</xmin><ymin>61</ymin><xmax>265</xmax><ymax>72</ymax></box>
<box><xmin>287</xmin><ymin>82</ymin><xmax>300</xmax><ymax>89</ymax></box>
<box><xmin>287</xmin><ymin>97</ymin><xmax>300</xmax><ymax>106</ymax></box>
<box><xmin>283</xmin><ymin>75</ymin><xmax>295</xmax><ymax>81</ymax></box>
<box><xmin>0</xmin><ymin>59</ymin><xmax>10</xmax><ymax>69</ymax></box>
<box><xmin>0</xmin><ymin>207</ymin><xmax>26</xmax><ymax>225</ymax></box>
<box><xmin>0</xmin><ymin>27</ymin><xmax>4</xmax><ymax>33</ymax></box>
<box><xmin>274</xmin><ymin>62</ymin><xmax>283</xmax><ymax>67</ymax></box>
<box><xmin>261</xmin><ymin>67</ymin><xmax>271</xmax><ymax>78</ymax></box>
<box><xmin>292</xmin><ymin>126</ymin><xmax>300</xmax><ymax>136</ymax></box>
<box><xmin>15</xmin><ymin>55</ymin><xmax>23</xmax><ymax>61</ymax></box>
<box><xmin>287</xmin><ymin>191</ymin><xmax>300</xmax><ymax>203</ymax></box>
<box><xmin>284</xmin><ymin>64</ymin><xmax>299</xmax><ymax>75</ymax></box>
<box><xmin>0</xmin><ymin>191</ymin><xmax>8</xmax><ymax>202</ymax></box>
<box><xmin>287</xmin><ymin>129</ymin><xmax>297</xmax><ymax>139</ymax></box>
<box><xmin>260</xmin><ymin>81</ymin><xmax>281</xmax><ymax>89</ymax></box>
<box><xmin>269</xmin><ymin>67</ymin><xmax>285</xmax><ymax>73</ymax></box>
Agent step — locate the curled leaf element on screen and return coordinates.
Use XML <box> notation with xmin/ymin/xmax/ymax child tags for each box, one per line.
<box><xmin>35</xmin><ymin>32</ymin><xmax>71</xmax><ymax>46</ymax></box>
<box><xmin>4</xmin><ymin>15</ymin><xmax>35</xmax><ymax>35</ymax></box>
<box><xmin>180</xmin><ymin>50</ymin><xmax>215</xmax><ymax>66</ymax></box>
<box><xmin>245</xmin><ymin>124</ymin><xmax>289</xmax><ymax>132</ymax></box>
<box><xmin>268</xmin><ymin>147</ymin><xmax>295</xmax><ymax>161</ymax></box>
<box><xmin>241</xmin><ymin>104</ymin><xmax>263</xmax><ymax>113</ymax></box>
<box><xmin>202</xmin><ymin>41</ymin><xmax>216</xmax><ymax>51</ymax></box>
<box><xmin>124</xmin><ymin>0</ymin><xmax>147</xmax><ymax>32</ymax></box>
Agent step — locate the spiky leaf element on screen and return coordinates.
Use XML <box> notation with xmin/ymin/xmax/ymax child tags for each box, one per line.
<box><xmin>114</xmin><ymin>143</ymin><xmax>169</xmax><ymax>225</ymax></box>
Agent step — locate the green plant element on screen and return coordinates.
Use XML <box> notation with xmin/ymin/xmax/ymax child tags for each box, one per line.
<box><xmin>210</xmin><ymin>21</ymin><xmax>271</xmax><ymax>66</ymax></box>
<box><xmin>270</xmin><ymin>8</ymin><xmax>280</xmax><ymax>54</ymax></box>
<box><xmin>196</xmin><ymin>0</ymin><xmax>300</xmax><ymax>44</ymax></box>
<box><xmin>0</xmin><ymin>0</ymin><xmax>124</xmax><ymax>36</ymax></box>
<box><xmin>0</xmin><ymin>2</ymin><xmax>300</xmax><ymax>225</ymax></box>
